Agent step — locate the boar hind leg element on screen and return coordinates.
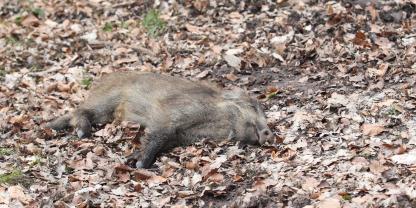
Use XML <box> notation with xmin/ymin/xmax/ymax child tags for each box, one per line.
<box><xmin>127</xmin><ymin>130</ymin><xmax>170</xmax><ymax>169</ymax></box>
<box><xmin>46</xmin><ymin>115</ymin><xmax>71</xmax><ymax>130</ymax></box>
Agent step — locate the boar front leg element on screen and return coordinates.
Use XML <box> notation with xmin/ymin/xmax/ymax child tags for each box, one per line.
<box><xmin>47</xmin><ymin>109</ymin><xmax>93</xmax><ymax>138</ymax></box>
<box><xmin>127</xmin><ymin>130</ymin><xmax>171</xmax><ymax>169</ymax></box>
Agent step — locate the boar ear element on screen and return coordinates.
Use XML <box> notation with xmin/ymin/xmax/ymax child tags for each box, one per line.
<box><xmin>222</xmin><ymin>87</ymin><xmax>245</xmax><ymax>100</ymax></box>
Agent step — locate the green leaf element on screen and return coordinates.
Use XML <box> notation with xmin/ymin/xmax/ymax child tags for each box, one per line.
<box><xmin>14</xmin><ymin>16</ymin><xmax>23</xmax><ymax>25</ymax></box>
<box><xmin>81</xmin><ymin>77</ymin><xmax>93</xmax><ymax>89</ymax></box>
<box><xmin>0</xmin><ymin>147</ymin><xmax>14</xmax><ymax>156</ymax></box>
<box><xmin>103</xmin><ymin>22</ymin><xmax>114</xmax><ymax>32</ymax></box>
<box><xmin>32</xmin><ymin>8</ymin><xmax>45</xmax><ymax>17</ymax></box>
<box><xmin>142</xmin><ymin>9</ymin><xmax>166</xmax><ymax>37</ymax></box>
<box><xmin>0</xmin><ymin>169</ymin><xmax>23</xmax><ymax>184</ymax></box>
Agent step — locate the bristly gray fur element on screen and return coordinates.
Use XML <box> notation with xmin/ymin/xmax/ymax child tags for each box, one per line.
<box><xmin>46</xmin><ymin>72</ymin><xmax>273</xmax><ymax>168</ymax></box>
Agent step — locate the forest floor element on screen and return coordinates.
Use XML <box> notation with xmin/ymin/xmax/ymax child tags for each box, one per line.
<box><xmin>1</xmin><ymin>0</ymin><xmax>416</xmax><ymax>207</ymax></box>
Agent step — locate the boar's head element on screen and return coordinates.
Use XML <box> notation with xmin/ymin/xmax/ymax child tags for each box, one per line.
<box><xmin>222</xmin><ymin>88</ymin><xmax>273</xmax><ymax>145</ymax></box>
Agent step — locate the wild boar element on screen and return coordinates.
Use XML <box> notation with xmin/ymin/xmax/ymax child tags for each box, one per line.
<box><xmin>47</xmin><ymin>72</ymin><xmax>273</xmax><ymax>168</ymax></box>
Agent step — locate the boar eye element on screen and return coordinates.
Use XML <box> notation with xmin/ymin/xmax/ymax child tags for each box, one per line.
<box><xmin>244</xmin><ymin>121</ymin><xmax>254</xmax><ymax>127</ymax></box>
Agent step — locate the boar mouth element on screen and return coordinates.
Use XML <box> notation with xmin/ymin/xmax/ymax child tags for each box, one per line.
<box><xmin>255</xmin><ymin>129</ymin><xmax>262</xmax><ymax>145</ymax></box>
<box><xmin>258</xmin><ymin>128</ymin><xmax>273</xmax><ymax>145</ymax></box>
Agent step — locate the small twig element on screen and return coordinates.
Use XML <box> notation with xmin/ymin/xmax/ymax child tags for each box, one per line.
<box><xmin>112</xmin><ymin>1</ymin><xmax>142</xmax><ymax>8</ymax></box>
<box><xmin>27</xmin><ymin>54</ymin><xmax>79</xmax><ymax>77</ymax></box>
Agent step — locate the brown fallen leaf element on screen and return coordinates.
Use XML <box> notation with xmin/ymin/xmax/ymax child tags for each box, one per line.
<box><xmin>184</xmin><ymin>158</ymin><xmax>199</xmax><ymax>170</ymax></box>
<box><xmin>369</xmin><ymin>160</ymin><xmax>387</xmax><ymax>174</ymax></box>
<box><xmin>317</xmin><ymin>197</ymin><xmax>341</xmax><ymax>208</ymax></box>
<box><xmin>21</xmin><ymin>15</ymin><xmax>40</xmax><ymax>27</ymax></box>
<box><xmin>233</xmin><ymin>175</ymin><xmax>243</xmax><ymax>182</ymax></box>
<box><xmin>114</xmin><ymin>164</ymin><xmax>135</xmax><ymax>172</ymax></box>
<box><xmin>352</xmin><ymin>31</ymin><xmax>371</xmax><ymax>48</ymax></box>
<box><xmin>116</xmin><ymin>171</ymin><xmax>131</xmax><ymax>183</ymax></box>
<box><xmin>9</xmin><ymin>114</ymin><xmax>28</xmax><ymax>125</ymax></box>
<box><xmin>177</xmin><ymin>190</ymin><xmax>194</xmax><ymax>198</ymax></box>
<box><xmin>133</xmin><ymin>169</ymin><xmax>167</xmax><ymax>186</ymax></box>
<box><xmin>0</xmin><ymin>190</ymin><xmax>7</xmax><ymax>204</ymax></box>
<box><xmin>133</xmin><ymin>184</ymin><xmax>142</xmax><ymax>192</ymax></box>
<box><xmin>223</xmin><ymin>54</ymin><xmax>241</xmax><ymax>69</ymax></box>
<box><xmin>113</xmin><ymin>57</ymin><xmax>139</xmax><ymax>66</ymax></box>
<box><xmin>201</xmin><ymin>155</ymin><xmax>226</xmax><ymax>179</ymax></box>
<box><xmin>327</xmin><ymin>13</ymin><xmax>343</xmax><ymax>25</ymax></box>
<box><xmin>206</xmin><ymin>172</ymin><xmax>224</xmax><ymax>183</ymax></box>
<box><xmin>155</xmin><ymin>196</ymin><xmax>172</xmax><ymax>207</ymax></box>
<box><xmin>391</xmin><ymin>150</ymin><xmax>416</xmax><ymax>165</ymax></box>
<box><xmin>148</xmin><ymin>176</ymin><xmax>167</xmax><ymax>187</ymax></box>
<box><xmin>25</xmin><ymin>143</ymin><xmax>41</xmax><ymax>154</ymax></box>
<box><xmin>162</xmin><ymin>166</ymin><xmax>176</xmax><ymax>178</ymax></box>
<box><xmin>93</xmin><ymin>145</ymin><xmax>106</xmax><ymax>156</ymax></box>
<box><xmin>252</xmin><ymin>178</ymin><xmax>276</xmax><ymax>193</ymax></box>
<box><xmin>225</xmin><ymin>73</ymin><xmax>239</xmax><ymax>81</ymax></box>
<box><xmin>409</xmin><ymin>165</ymin><xmax>416</xmax><ymax>174</ymax></box>
<box><xmin>193</xmin><ymin>0</ymin><xmax>209</xmax><ymax>12</ymax></box>
<box><xmin>327</xmin><ymin>4</ymin><xmax>334</xmax><ymax>16</ymax></box>
<box><xmin>210</xmin><ymin>44</ymin><xmax>223</xmax><ymax>54</ymax></box>
<box><xmin>8</xmin><ymin>185</ymin><xmax>32</xmax><ymax>204</ymax></box>
<box><xmin>133</xmin><ymin>169</ymin><xmax>155</xmax><ymax>180</ymax></box>
<box><xmin>302</xmin><ymin>177</ymin><xmax>319</xmax><ymax>192</ymax></box>
<box><xmin>395</xmin><ymin>145</ymin><xmax>407</xmax><ymax>154</ymax></box>
<box><xmin>196</xmin><ymin>70</ymin><xmax>210</xmax><ymax>79</ymax></box>
<box><xmin>185</xmin><ymin>23</ymin><xmax>201</xmax><ymax>33</ymax></box>
<box><xmin>56</xmin><ymin>83</ymin><xmax>71</xmax><ymax>92</ymax></box>
<box><xmin>272</xmin><ymin>148</ymin><xmax>297</xmax><ymax>161</ymax></box>
<box><xmin>253</xmin><ymin>179</ymin><xmax>267</xmax><ymax>193</ymax></box>
<box><xmin>367</xmin><ymin>5</ymin><xmax>378</xmax><ymax>23</ymax></box>
<box><xmin>352</xmin><ymin>156</ymin><xmax>369</xmax><ymax>167</ymax></box>
<box><xmin>361</xmin><ymin>123</ymin><xmax>385</xmax><ymax>136</ymax></box>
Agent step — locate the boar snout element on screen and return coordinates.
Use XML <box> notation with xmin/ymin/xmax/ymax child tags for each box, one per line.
<box><xmin>258</xmin><ymin>128</ymin><xmax>273</xmax><ymax>145</ymax></box>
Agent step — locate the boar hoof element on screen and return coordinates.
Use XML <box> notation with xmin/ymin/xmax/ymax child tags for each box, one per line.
<box><xmin>135</xmin><ymin>161</ymin><xmax>144</xmax><ymax>169</ymax></box>
<box><xmin>126</xmin><ymin>151</ymin><xmax>142</xmax><ymax>168</ymax></box>
<box><xmin>76</xmin><ymin>128</ymin><xmax>91</xmax><ymax>138</ymax></box>
<box><xmin>76</xmin><ymin>129</ymin><xmax>85</xmax><ymax>138</ymax></box>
